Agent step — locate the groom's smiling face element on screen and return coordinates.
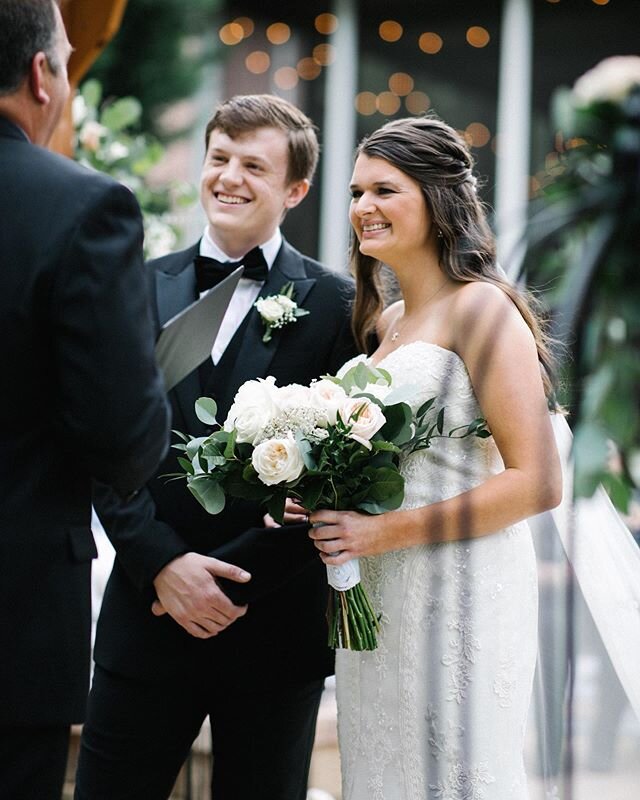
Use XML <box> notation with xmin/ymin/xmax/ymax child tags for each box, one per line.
<box><xmin>200</xmin><ymin>126</ymin><xmax>309</xmax><ymax>259</ymax></box>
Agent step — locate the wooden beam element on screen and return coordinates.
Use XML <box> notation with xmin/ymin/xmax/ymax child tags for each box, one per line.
<box><xmin>49</xmin><ymin>0</ymin><xmax>129</xmax><ymax>156</ymax></box>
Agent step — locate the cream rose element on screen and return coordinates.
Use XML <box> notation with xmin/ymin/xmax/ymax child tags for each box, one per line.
<box><xmin>252</xmin><ymin>434</ymin><xmax>305</xmax><ymax>485</ymax></box>
<box><xmin>310</xmin><ymin>379</ymin><xmax>348</xmax><ymax>426</ymax></box>
<box><xmin>224</xmin><ymin>377</ymin><xmax>279</xmax><ymax>444</ymax></box>
<box><xmin>339</xmin><ymin>396</ymin><xmax>386</xmax><ymax>449</ymax></box>
<box><xmin>276</xmin><ymin>383</ymin><xmax>313</xmax><ymax>412</ymax></box>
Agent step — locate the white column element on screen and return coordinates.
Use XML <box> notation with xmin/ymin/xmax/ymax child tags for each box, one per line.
<box><xmin>494</xmin><ymin>0</ymin><xmax>533</xmax><ymax>277</ymax></box>
<box><xmin>318</xmin><ymin>0</ymin><xmax>358</xmax><ymax>273</ymax></box>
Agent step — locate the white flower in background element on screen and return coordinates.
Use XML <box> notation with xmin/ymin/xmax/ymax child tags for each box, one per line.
<box><xmin>105</xmin><ymin>141</ymin><xmax>130</xmax><ymax>162</ymax></box>
<box><xmin>143</xmin><ymin>216</ymin><xmax>177</xmax><ymax>260</ymax></box>
<box><xmin>79</xmin><ymin>120</ymin><xmax>107</xmax><ymax>153</ymax></box>
<box><xmin>224</xmin><ymin>377</ymin><xmax>279</xmax><ymax>445</ymax></box>
<box><xmin>72</xmin><ymin>94</ymin><xmax>89</xmax><ymax>126</ymax></box>
<box><xmin>339</xmin><ymin>396</ymin><xmax>386</xmax><ymax>449</ymax></box>
<box><xmin>310</xmin><ymin>379</ymin><xmax>348</xmax><ymax>426</ymax></box>
<box><xmin>573</xmin><ymin>55</ymin><xmax>640</xmax><ymax>105</ymax></box>
<box><xmin>252</xmin><ymin>434</ymin><xmax>305</xmax><ymax>485</ymax></box>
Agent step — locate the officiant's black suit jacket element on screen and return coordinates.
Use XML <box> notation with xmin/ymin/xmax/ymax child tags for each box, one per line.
<box><xmin>0</xmin><ymin>115</ymin><xmax>169</xmax><ymax>726</ymax></box>
<box><xmin>93</xmin><ymin>239</ymin><xmax>358</xmax><ymax>686</ymax></box>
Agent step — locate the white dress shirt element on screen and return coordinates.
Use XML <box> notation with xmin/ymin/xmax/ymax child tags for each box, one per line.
<box><xmin>199</xmin><ymin>226</ymin><xmax>282</xmax><ymax>365</ymax></box>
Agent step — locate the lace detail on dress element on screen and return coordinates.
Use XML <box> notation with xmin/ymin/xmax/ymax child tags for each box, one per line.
<box><xmin>335</xmin><ymin>342</ymin><xmax>538</xmax><ymax>800</ymax></box>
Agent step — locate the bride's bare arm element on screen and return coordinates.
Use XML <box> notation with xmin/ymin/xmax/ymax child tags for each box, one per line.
<box><xmin>309</xmin><ymin>282</ymin><xmax>562</xmax><ymax>563</ymax></box>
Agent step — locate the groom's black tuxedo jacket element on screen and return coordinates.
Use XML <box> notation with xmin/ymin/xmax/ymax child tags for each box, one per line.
<box><xmin>0</xmin><ymin>115</ymin><xmax>169</xmax><ymax>725</ymax></box>
<box><xmin>93</xmin><ymin>239</ymin><xmax>359</xmax><ymax>685</ymax></box>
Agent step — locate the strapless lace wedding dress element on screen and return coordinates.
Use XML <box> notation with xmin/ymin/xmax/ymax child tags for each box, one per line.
<box><xmin>336</xmin><ymin>341</ymin><xmax>538</xmax><ymax>800</ymax></box>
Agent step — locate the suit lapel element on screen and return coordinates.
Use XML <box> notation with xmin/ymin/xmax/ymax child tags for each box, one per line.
<box><xmin>213</xmin><ymin>240</ymin><xmax>316</xmax><ymax>417</ymax></box>
<box><xmin>154</xmin><ymin>244</ymin><xmax>209</xmax><ymax>435</ymax></box>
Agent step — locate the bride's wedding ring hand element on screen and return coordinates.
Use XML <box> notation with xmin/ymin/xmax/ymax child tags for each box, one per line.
<box><xmin>308</xmin><ymin>509</ymin><xmax>390</xmax><ymax>562</ymax></box>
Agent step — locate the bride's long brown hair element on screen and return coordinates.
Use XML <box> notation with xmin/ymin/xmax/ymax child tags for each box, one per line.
<box><xmin>350</xmin><ymin>114</ymin><xmax>558</xmax><ymax>403</ymax></box>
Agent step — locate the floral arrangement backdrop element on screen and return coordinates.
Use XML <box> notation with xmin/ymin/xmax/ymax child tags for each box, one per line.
<box><xmin>525</xmin><ymin>56</ymin><xmax>640</xmax><ymax>509</ymax></box>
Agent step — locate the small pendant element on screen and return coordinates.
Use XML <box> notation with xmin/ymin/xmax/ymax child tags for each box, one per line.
<box><xmin>391</xmin><ymin>331</ymin><xmax>399</xmax><ymax>342</ymax></box>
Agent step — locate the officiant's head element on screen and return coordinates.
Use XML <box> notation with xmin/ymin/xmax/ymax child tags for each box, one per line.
<box><xmin>0</xmin><ymin>0</ymin><xmax>72</xmax><ymax>146</ymax></box>
<box><xmin>200</xmin><ymin>94</ymin><xmax>319</xmax><ymax>257</ymax></box>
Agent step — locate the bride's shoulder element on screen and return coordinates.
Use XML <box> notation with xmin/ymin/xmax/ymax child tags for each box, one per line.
<box><xmin>451</xmin><ymin>280</ymin><xmax>520</xmax><ymax>327</ymax></box>
<box><xmin>376</xmin><ymin>300</ymin><xmax>404</xmax><ymax>340</ymax></box>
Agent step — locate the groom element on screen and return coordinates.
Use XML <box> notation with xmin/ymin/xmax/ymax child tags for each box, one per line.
<box><xmin>76</xmin><ymin>94</ymin><xmax>358</xmax><ymax>800</ymax></box>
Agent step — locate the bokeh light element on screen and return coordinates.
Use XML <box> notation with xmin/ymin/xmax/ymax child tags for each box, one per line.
<box><xmin>388</xmin><ymin>72</ymin><xmax>414</xmax><ymax>96</ymax></box>
<box><xmin>315</xmin><ymin>13</ymin><xmax>339</xmax><ymax>34</ymax></box>
<box><xmin>313</xmin><ymin>43</ymin><xmax>336</xmax><ymax>66</ymax></box>
<box><xmin>466</xmin><ymin>26</ymin><xmax>491</xmax><ymax>47</ymax></box>
<box><xmin>405</xmin><ymin>91</ymin><xmax>430</xmax><ymax>114</ymax></box>
<box><xmin>234</xmin><ymin>17</ymin><xmax>254</xmax><ymax>37</ymax></box>
<box><xmin>465</xmin><ymin>122</ymin><xmax>491</xmax><ymax>148</ymax></box>
<box><xmin>418</xmin><ymin>32</ymin><xmax>443</xmax><ymax>54</ymax></box>
<box><xmin>355</xmin><ymin>92</ymin><xmax>377</xmax><ymax>116</ymax></box>
<box><xmin>266</xmin><ymin>22</ymin><xmax>291</xmax><ymax>45</ymax></box>
<box><xmin>592</xmin><ymin>0</ymin><xmax>610</xmax><ymax>5</ymax></box>
<box><xmin>245</xmin><ymin>51</ymin><xmax>270</xmax><ymax>74</ymax></box>
<box><xmin>297</xmin><ymin>57</ymin><xmax>321</xmax><ymax>80</ymax></box>
<box><xmin>219</xmin><ymin>22</ymin><xmax>244</xmax><ymax>46</ymax></box>
<box><xmin>274</xmin><ymin>66</ymin><xmax>299</xmax><ymax>90</ymax></box>
<box><xmin>377</xmin><ymin>92</ymin><xmax>401</xmax><ymax>115</ymax></box>
<box><xmin>379</xmin><ymin>20</ymin><xmax>403</xmax><ymax>42</ymax></box>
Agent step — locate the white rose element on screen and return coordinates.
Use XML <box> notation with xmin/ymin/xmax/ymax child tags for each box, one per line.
<box><xmin>252</xmin><ymin>434</ymin><xmax>305</xmax><ymax>485</ymax></box>
<box><xmin>276</xmin><ymin>383</ymin><xmax>312</xmax><ymax>411</ymax></box>
<box><xmin>276</xmin><ymin>295</ymin><xmax>297</xmax><ymax>312</ymax></box>
<box><xmin>310</xmin><ymin>379</ymin><xmax>348</xmax><ymax>426</ymax></box>
<box><xmin>573</xmin><ymin>56</ymin><xmax>640</xmax><ymax>105</ymax></box>
<box><xmin>255</xmin><ymin>297</ymin><xmax>284</xmax><ymax>323</ymax></box>
<box><xmin>224</xmin><ymin>377</ymin><xmax>279</xmax><ymax>444</ymax></box>
<box><xmin>339</xmin><ymin>396</ymin><xmax>386</xmax><ymax>449</ymax></box>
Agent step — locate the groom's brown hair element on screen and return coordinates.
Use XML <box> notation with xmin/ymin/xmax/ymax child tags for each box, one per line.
<box><xmin>204</xmin><ymin>94</ymin><xmax>319</xmax><ymax>185</ymax></box>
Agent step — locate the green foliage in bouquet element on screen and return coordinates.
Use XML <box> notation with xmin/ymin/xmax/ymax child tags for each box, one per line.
<box><xmin>73</xmin><ymin>79</ymin><xmax>197</xmax><ymax>258</ymax></box>
<box><xmin>523</xmin><ymin>57</ymin><xmax>640</xmax><ymax>508</ymax></box>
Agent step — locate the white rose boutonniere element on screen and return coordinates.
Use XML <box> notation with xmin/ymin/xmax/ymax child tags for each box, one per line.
<box><xmin>254</xmin><ymin>281</ymin><xmax>309</xmax><ymax>343</ymax></box>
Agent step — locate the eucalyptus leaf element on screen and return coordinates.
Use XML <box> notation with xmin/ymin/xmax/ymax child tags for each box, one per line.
<box><xmin>187</xmin><ymin>477</ymin><xmax>226</xmax><ymax>515</ymax></box>
<box><xmin>195</xmin><ymin>397</ymin><xmax>218</xmax><ymax>425</ymax></box>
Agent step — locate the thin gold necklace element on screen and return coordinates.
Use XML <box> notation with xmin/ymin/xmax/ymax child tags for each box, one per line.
<box><xmin>390</xmin><ymin>280</ymin><xmax>448</xmax><ymax>342</ymax></box>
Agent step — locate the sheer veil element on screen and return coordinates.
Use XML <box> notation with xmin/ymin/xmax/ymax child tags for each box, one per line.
<box><xmin>525</xmin><ymin>413</ymin><xmax>640</xmax><ymax>796</ymax></box>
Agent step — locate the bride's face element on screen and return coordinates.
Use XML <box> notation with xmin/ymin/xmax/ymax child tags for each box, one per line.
<box><xmin>349</xmin><ymin>154</ymin><xmax>437</xmax><ymax>266</ymax></box>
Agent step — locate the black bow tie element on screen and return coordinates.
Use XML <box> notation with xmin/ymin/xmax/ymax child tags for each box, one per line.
<box><xmin>194</xmin><ymin>247</ymin><xmax>269</xmax><ymax>293</ymax></box>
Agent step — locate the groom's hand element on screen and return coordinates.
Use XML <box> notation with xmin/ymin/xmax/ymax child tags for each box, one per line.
<box><xmin>151</xmin><ymin>552</ymin><xmax>251</xmax><ymax>639</ymax></box>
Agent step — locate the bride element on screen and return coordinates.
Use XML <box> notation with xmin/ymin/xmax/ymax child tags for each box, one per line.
<box><xmin>308</xmin><ymin>115</ymin><xmax>562</xmax><ymax>799</ymax></box>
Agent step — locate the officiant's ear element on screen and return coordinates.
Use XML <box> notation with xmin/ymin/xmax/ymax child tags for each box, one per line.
<box><xmin>283</xmin><ymin>178</ymin><xmax>310</xmax><ymax>210</ymax></box>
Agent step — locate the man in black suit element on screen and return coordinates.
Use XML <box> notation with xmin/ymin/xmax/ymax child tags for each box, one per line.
<box><xmin>0</xmin><ymin>1</ymin><xmax>172</xmax><ymax>797</ymax></box>
<box><xmin>76</xmin><ymin>95</ymin><xmax>358</xmax><ymax>799</ymax></box>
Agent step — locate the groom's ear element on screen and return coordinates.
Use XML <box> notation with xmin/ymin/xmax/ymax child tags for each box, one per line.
<box><xmin>283</xmin><ymin>179</ymin><xmax>310</xmax><ymax>210</ymax></box>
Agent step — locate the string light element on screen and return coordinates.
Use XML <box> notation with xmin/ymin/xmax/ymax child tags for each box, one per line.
<box><xmin>379</xmin><ymin>20</ymin><xmax>403</xmax><ymax>42</ymax></box>
<box><xmin>418</xmin><ymin>32</ymin><xmax>443</xmax><ymax>54</ymax></box>
<box><xmin>466</xmin><ymin>26</ymin><xmax>490</xmax><ymax>47</ymax></box>
<box><xmin>377</xmin><ymin>92</ymin><xmax>401</xmax><ymax>115</ymax></box>
<box><xmin>274</xmin><ymin>66</ymin><xmax>298</xmax><ymax>90</ymax></box>
<box><xmin>234</xmin><ymin>17</ymin><xmax>254</xmax><ymax>37</ymax></box>
<box><xmin>297</xmin><ymin>57</ymin><xmax>321</xmax><ymax>80</ymax></box>
<box><xmin>315</xmin><ymin>13</ymin><xmax>339</xmax><ymax>34</ymax></box>
<box><xmin>245</xmin><ymin>51</ymin><xmax>270</xmax><ymax>74</ymax></box>
<box><xmin>388</xmin><ymin>73</ymin><xmax>414</xmax><ymax>96</ymax></box>
<box><xmin>219</xmin><ymin>22</ymin><xmax>243</xmax><ymax>46</ymax></box>
<box><xmin>405</xmin><ymin>91</ymin><xmax>430</xmax><ymax>114</ymax></box>
<box><xmin>355</xmin><ymin>92</ymin><xmax>377</xmax><ymax>116</ymax></box>
<box><xmin>465</xmin><ymin>122</ymin><xmax>491</xmax><ymax>148</ymax></box>
<box><xmin>313</xmin><ymin>44</ymin><xmax>336</xmax><ymax>66</ymax></box>
<box><xmin>266</xmin><ymin>22</ymin><xmax>291</xmax><ymax>45</ymax></box>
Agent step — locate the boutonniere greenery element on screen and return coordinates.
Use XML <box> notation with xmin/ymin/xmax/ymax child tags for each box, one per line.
<box><xmin>254</xmin><ymin>281</ymin><xmax>310</xmax><ymax>343</ymax></box>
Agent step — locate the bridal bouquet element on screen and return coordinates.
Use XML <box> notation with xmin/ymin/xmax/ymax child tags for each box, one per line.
<box><xmin>174</xmin><ymin>362</ymin><xmax>488</xmax><ymax>650</ymax></box>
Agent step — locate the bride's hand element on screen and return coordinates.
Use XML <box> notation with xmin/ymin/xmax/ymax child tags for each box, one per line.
<box><xmin>308</xmin><ymin>509</ymin><xmax>389</xmax><ymax>564</ymax></box>
<box><xmin>263</xmin><ymin>497</ymin><xmax>309</xmax><ymax>528</ymax></box>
